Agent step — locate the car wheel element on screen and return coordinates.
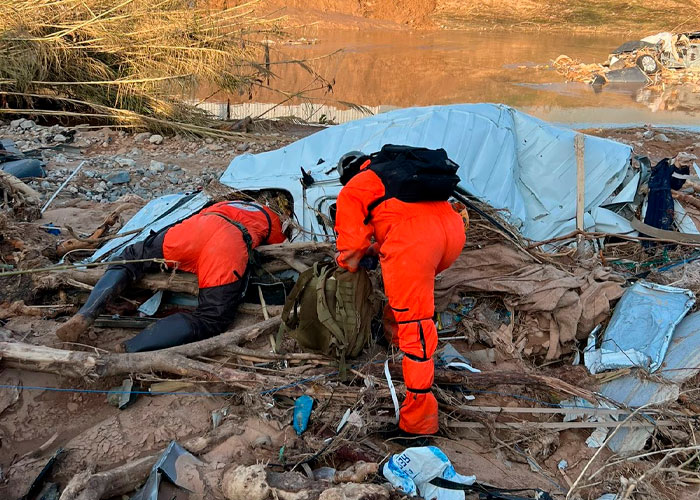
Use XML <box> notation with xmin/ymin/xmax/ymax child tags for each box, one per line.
<box><xmin>636</xmin><ymin>54</ymin><xmax>660</xmax><ymax>74</ymax></box>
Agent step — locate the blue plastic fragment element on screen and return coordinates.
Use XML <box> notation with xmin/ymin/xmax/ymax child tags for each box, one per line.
<box><xmin>293</xmin><ymin>395</ymin><xmax>313</xmax><ymax>435</ymax></box>
<box><xmin>43</xmin><ymin>223</ymin><xmax>61</xmax><ymax>235</ymax></box>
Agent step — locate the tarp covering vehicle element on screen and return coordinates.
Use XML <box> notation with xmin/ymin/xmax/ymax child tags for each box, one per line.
<box><xmin>90</xmin><ymin>104</ymin><xmax>633</xmax><ymax>262</ymax></box>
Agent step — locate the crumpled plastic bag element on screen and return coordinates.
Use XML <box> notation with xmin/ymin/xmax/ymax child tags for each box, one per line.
<box><xmin>382</xmin><ymin>446</ymin><xmax>476</xmax><ymax>500</ymax></box>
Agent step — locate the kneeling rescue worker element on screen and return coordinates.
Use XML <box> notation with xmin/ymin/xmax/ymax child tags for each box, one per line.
<box><xmin>334</xmin><ymin>145</ymin><xmax>466</xmax><ymax>437</ymax></box>
<box><xmin>56</xmin><ymin>200</ymin><xmax>286</xmax><ymax>352</ymax></box>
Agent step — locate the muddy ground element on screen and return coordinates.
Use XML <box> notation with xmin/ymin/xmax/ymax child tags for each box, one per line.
<box><xmin>1</xmin><ymin>121</ymin><xmax>699</xmax><ymax>499</ymax></box>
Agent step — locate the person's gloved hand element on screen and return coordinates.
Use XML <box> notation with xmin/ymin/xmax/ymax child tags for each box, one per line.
<box><xmin>359</xmin><ymin>255</ymin><xmax>379</xmax><ymax>270</ymax></box>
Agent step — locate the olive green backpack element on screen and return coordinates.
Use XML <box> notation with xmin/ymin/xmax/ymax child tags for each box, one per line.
<box><xmin>278</xmin><ymin>262</ymin><xmax>374</xmax><ymax>377</ymax></box>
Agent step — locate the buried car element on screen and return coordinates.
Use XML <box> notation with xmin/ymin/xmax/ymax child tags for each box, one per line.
<box><xmin>594</xmin><ymin>31</ymin><xmax>700</xmax><ymax>85</ymax></box>
<box><xmin>88</xmin><ymin>103</ymin><xmax>634</xmax><ymax>265</ymax></box>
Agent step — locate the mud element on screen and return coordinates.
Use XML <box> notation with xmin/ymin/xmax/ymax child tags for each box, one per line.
<box><xmin>1</xmin><ymin>124</ymin><xmax>698</xmax><ymax>499</ymax></box>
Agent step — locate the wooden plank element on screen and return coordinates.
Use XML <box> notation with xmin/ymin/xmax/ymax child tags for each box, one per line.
<box><xmin>445</xmin><ymin>421</ymin><xmax>674</xmax><ymax>430</ymax></box>
<box><xmin>630</xmin><ymin>217</ymin><xmax>700</xmax><ymax>244</ymax></box>
<box><xmin>575</xmin><ymin>133</ymin><xmax>585</xmax><ymax>235</ymax></box>
<box><xmin>461</xmin><ymin>405</ymin><xmax>664</xmax><ymax>417</ymax></box>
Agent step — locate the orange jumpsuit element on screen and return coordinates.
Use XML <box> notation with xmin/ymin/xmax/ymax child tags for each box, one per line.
<box><xmin>163</xmin><ymin>200</ymin><xmax>286</xmax><ymax>288</ymax></box>
<box><xmin>114</xmin><ymin>200</ymin><xmax>286</xmax><ymax>352</ymax></box>
<box><xmin>335</xmin><ymin>165</ymin><xmax>465</xmax><ymax>435</ymax></box>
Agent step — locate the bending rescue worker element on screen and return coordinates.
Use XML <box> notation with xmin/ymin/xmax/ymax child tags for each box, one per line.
<box><xmin>56</xmin><ymin>200</ymin><xmax>286</xmax><ymax>352</ymax></box>
<box><xmin>334</xmin><ymin>146</ymin><xmax>466</xmax><ymax>436</ymax></box>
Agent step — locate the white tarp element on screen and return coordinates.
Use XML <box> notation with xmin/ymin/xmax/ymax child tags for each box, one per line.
<box><xmin>92</xmin><ymin>104</ymin><xmax>633</xmax><ymax>259</ymax></box>
<box><xmin>221</xmin><ymin>103</ymin><xmax>632</xmax><ymax>242</ymax></box>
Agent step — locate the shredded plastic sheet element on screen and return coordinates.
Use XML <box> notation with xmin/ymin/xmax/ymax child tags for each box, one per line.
<box><xmin>383</xmin><ymin>446</ymin><xmax>476</xmax><ymax>500</ymax></box>
<box><xmin>584</xmin><ymin>282</ymin><xmax>694</xmax><ymax>374</ymax></box>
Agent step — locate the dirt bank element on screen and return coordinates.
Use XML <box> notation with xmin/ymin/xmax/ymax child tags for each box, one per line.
<box><xmin>219</xmin><ymin>0</ymin><xmax>700</xmax><ymax>33</ymax></box>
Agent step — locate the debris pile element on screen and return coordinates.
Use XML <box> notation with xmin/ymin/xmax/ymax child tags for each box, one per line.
<box><xmin>555</xmin><ymin>31</ymin><xmax>700</xmax><ymax>89</ymax></box>
<box><xmin>3</xmin><ymin>105</ymin><xmax>700</xmax><ymax>499</ymax></box>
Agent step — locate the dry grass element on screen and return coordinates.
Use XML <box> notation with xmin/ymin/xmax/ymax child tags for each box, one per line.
<box><xmin>0</xmin><ymin>0</ymin><xmax>301</xmax><ymax>135</ymax></box>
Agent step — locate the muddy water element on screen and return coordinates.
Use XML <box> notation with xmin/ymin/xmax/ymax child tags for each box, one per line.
<box><xmin>203</xmin><ymin>29</ymin><xmax>700</xmax><ymax>126</ymax></box>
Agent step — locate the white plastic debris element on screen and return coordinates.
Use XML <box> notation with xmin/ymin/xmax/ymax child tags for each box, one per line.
<box><xmin>383</xmin><ymin>446</ymin><xmax>476</xmax><ymax>500</ymax></box>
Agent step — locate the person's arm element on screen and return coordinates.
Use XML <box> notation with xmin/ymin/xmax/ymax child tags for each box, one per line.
<box><xmin>334</xmin><ymin>170</ymin><xmax>384</xmax><ymax>272</ymax></box>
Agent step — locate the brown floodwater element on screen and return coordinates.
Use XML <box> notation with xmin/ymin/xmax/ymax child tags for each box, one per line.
<box><xmin>199</xmin><ymin>29</ymin><xmax>700</xmax><ymax>127</ymax></box>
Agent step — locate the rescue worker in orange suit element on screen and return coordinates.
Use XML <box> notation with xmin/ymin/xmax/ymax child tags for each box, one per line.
<box><xmin>56</xmin><ymin>201</ymin><xmax>287</xmax><ymax>352</ymax></box>
<box><xmin>334</xmin><ymin>152</ymin><xmax>465</xmax><ymax>436</ymax></box>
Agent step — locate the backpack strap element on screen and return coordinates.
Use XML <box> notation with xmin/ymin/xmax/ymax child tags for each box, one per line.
<box><xmin>315</xmin><ymin>265</ymin><xmax>350</xmax><ymax>379</ymax></box>
<box><xmin>227</xmin><ymin>201</ymin><xmax>273</xmax><ymax>243</ymax></box>
<box><xmin>276</xmin><ymin>266</ymin><xmax>315</xmax><ymax>353</ymax></box>
<box><xmin>363</xmin><ymin>195</ymin><xmax>388</xmax><ymax>225</ymax></box>
<box><xmin>201</xmin><ymin>212</ymin><xmax>254</xmax><ymax>260</ymax></box>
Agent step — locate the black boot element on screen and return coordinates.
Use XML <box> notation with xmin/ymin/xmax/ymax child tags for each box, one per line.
<box><xmin>56</xmin><ymin>268</ymin><xmax>131</xmax><ymax>342</ymax></box>
<box><xmin>124</xmin><ymin>313</ymin><xmax>203</xmax><ymax>352</ymax></box>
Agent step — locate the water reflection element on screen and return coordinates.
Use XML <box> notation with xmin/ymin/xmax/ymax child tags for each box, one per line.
<box><xmin>196</xmin><ymin>29</ymin><xmax>700</xmax><ymax>126</ymax></box>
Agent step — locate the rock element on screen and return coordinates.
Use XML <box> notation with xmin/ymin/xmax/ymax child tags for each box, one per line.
<box><xmin>149</xmin><ymin>134</ymin><xmax>164</xmax><ymax>145</ymax></box>
<box><xmin>40</xmin><ymin>180</ymin><xmax>51</xmax><ymax>190</ymax></box>
<box><xmin>319</xmin><ymin>484</ymin><xmax>390</xmax><ymax>500</ymax></box>
<box><xmin>53</xmin><ymin>134</ymin><xmax>68</xmax><ymax>143</ymax></box>
<box><xmin>251</xmin><ymin>435</ymin><xmax>272</xmax><ymax>449</ymax></box>
<box><xmin>95</xmin><ymin>181</ymin><xmax>107</xmax><ymax>193</ymax></box>
<box><xmin>205</xmin><ymin>138</ymin><xmax>214</xmax><ymax>144</ymax></box>
<box><xmin>642</xmin><ymin>129</ymin><xmax>654</xmax><ymax>139</ymax></box>
<box><xmin>54</xmin><ymin>154</ymin><xmax>68</xmax><ymax>164</ymax></box>
<box><xmin>10</xmin><ymin>119</ymin><xmax>24</xmax><ymax>129</ymax></box>
<box><xmin>222</xmin><ymin>465</ymin><xmax>270</xmax><ymax>500</ymax></box>
<box><xmin>67</xmin><ymin>186</ymin><xmax>79</xmax><ymax>194</ymax></box>
<box><xmin>170</xmin><ymin>165</ymin><xmax>181</xmax><ymax>172</ymax></box>
<box><xmin>655</xmin><ymin>133</ymin><xmax>671</xmax><ymax>143</ymax></box>
<box><xmin>236</xmin><ymin>142</ymin><xmax>250</xmax><ymax>152</ymax></box>
<box><xmin>83</xmin><ymin>170</ymin><xmax>97</xmax><ymax>179</ymax></box>
<box><xmin>134</xmin><ymin>132</ymin><xmax>151</xmax><ymax>142</ymax></box>
<box><xmin>115</xmin><ymin>157</ymin><xmax>137</xmax><ymax>168</ymax></box>
<box><xmin>106</xmin><ymin>171</ymin><xmax>130</xmax><ymax>185</ymax></box>
<box><xmin>20</xmin><ymin>119</ymin><xmax>36</xmax><ymax>130</ymax></box>
<box><xmin>195</xmin><ymin>147</ymin><xmax>210</xmax><ymax>156</ymax></box>
<box><xmin>207</xmin><ymin>144</ymin><xmax>224</xmax><ymax>152</ymax></box>
<box><xmin>149</xmin><ymin>160</ymin><xmax>166</xmax><ymax>173</ymax></box>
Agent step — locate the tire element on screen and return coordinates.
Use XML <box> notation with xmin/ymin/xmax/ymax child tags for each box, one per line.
<box><xmin>636</xmin><ymin>54</ymin><xmax>660</xmax><ymax>75</ymax></box>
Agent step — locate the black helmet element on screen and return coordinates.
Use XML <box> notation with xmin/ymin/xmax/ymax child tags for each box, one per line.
<box><xmin>337</xmin><ymin>150</ymin><xmax>369</xmax><ymax>185</ymax></box>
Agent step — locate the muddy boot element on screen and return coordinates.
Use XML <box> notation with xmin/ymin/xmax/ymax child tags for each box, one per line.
<box><xmin>56</xmin><ymin>268</ymin><xmax>131</xmax><ymax>342</ymax></box>
<box><xmin>124</xmin><ymin>313</ymin><xmax>203</xmax><ymax>352</ymax></box>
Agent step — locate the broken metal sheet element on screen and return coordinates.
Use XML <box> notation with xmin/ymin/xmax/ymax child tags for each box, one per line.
<box><xmin>220</xmin><ymin>104</ymin><xmax>632</xmax><ymax>243</ymax></box>
<box><xmin>88</xmin><ymin>192</ymin><xmax>209</xmax><ymax>263</ymax></box>
<box><xmin>438</xmin><ymin>344</ymin><xmax>480</xmax><ymax>373</ymax></box>
<box><xmin>595</xmin><ymin>311</ymin><xmax>700</xmax><ymax>454</ymax></box>
<box><xmin>131</xmin><ymin>441</ymin><xmax>205</xmax><ymax>500</ymax></box>
<box><xmin>138</xmin><ymin>290</ymin><xmax>164</xmax><ymax>317</ymax></box>
<box><xmin>673</xmin><ymin>200</ymin><xmax>700</xmax><ymax>234</ymax></box>
<box><xmin>18</xmin><ymin>448</ymin><xmax>65</xmax><ymax>500</ymax></box>
<box><xmin>585</xmin><ymin>282</ymin><xmax>694</xmax><ymax>374</ymax></box>
<box><xmin>657</xmin><ymin>310</ymin><xmax>700</xmax><ymax>383</ymax></box>
<box><xmin>603</xmin><ymin>172</ymin><xmax>640</xmax><ymax>206</ymax></box>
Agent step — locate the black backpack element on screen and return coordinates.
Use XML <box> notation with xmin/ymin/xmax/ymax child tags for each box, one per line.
<box><xmin>362</xmin><ymin>144</ymin><xmax>461</xmax><ymax>223</ymax></box>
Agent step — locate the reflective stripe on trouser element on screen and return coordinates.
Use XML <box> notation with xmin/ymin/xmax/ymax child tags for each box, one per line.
<box><xmin>400</xmin><ymin>353</ymin><xmax>438</xmax><ymax>435</ymax></box>
<box><xmin>379</xmin><ymin>211</ymin><xmax>465</xmax><ymax>435</ymax></box>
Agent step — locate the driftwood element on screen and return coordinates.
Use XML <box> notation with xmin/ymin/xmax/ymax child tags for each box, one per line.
<box><xmin>383</xmin><ymin>362</ymin><xmax>598</xmax><ymax>403</ymax></box>
<box><xmin>60</xmin><ymin>242</ymin><xmax>335</xmax><ymax>295</ymax></box>
<box><xmin>56</xmin><ymin>205</ymin><xmax>134</xmax><ymax>258</ymax></box>
<box><xmin>673</xmin><ymin>191</ymin><xmax>700</xmax><ymax>211</ymax></box>
<box><xmin>0</xmin><ymin>317</ymin><xmax>283</xmax><ymax>386</ymax></box>
<box><xmin>0</xmin><ymin>169</ymin><xmax>41</xmax><ymax>220</ymax></box>
<box><xmin>60</xmin><ymin>421</ymin><xmax>244</xmax><ymax>500</ymax></box>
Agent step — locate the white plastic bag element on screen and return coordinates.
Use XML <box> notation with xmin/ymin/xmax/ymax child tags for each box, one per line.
<box><xmin>382</xmin><ymin>446</ymin><xmax>476</xmax><ymax>500</ymax></box>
